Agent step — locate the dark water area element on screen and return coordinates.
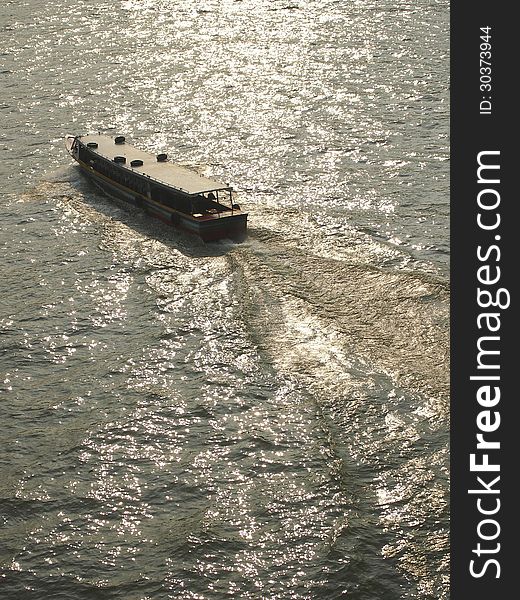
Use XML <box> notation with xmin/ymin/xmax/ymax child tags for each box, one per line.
<box><xmin>1</xmin><ymin>1</ymin><xmax>449</xmax><ymax>598</ymax></box>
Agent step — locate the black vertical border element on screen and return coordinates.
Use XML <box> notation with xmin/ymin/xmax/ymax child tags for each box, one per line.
<box><xmin>451</xmin><ymin>3</ymin><xmax>514</xmax><ymax>598</ymax></box>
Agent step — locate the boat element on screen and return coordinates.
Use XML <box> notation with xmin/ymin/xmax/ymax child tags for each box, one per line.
<box><xmin>65</xmin><ymin>134</ymin><xmax>247</xmax><ymax>242</ymax></box>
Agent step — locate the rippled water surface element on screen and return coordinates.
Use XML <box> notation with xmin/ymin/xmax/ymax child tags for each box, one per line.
<box><xmin>1</xmin><ymin>1</ymin><xmax>449</xmax><ymax>598</ymax></box>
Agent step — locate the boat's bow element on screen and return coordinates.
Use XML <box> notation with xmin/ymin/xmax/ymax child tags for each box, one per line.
<box><xmin>65</xmin><ymin>135</ymin><xmax>77</xmax><ymax>156</ymax></box>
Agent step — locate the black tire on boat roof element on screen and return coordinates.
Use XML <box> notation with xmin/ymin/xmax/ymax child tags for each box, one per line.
<box><xmin>156</xmin><ymin>153</ymin><xmax>167</xmax><ymax>162</ymax></box>
<box><xmin>130</xmin><ymin>159</ymin><xmax>144</xmax><ymax>167</ymax></box>
<box><xmin>115</xmin><ymin>136</ymin><xmax>126</xmax><ymax>144</ymax></box>
<box><xmin>113</xmin><ymin>156</ymin><xmax>126</xmax><ymax>163</ymax></box>
<box><xmin>86</xmin><ymin>142</ymin><xmax>98</xmax><ymax>148</ymax></box>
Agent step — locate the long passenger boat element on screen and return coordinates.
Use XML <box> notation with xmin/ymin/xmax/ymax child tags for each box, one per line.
<box><xmin>65</xmin><ymin>134</ymin><xmax>247</xmax><ymax>241</ymax></box>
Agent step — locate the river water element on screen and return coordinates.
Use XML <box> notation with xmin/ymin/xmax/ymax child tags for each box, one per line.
<box><xmin>0</xmin><ymin>1</ymin><xmax>449</xmax><ymax>598</ymax></box>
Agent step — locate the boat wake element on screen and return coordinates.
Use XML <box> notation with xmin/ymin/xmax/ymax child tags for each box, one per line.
<box><xmin>17</xmin><ymin>175</ymin><xmax>449</xmax><ymax>597</ymax></box>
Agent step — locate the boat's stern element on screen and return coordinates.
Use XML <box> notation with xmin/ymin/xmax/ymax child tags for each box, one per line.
<box><xmin>194</xmin><ymin>212</ymin><xmax>248</xmax><ymax>242</ymax></box>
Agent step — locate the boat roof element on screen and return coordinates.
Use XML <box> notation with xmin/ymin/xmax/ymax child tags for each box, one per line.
<box><xmin>78</xmin><ymin>134</ymin><xmax>232</xmax><ymax>196</ymax></box>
